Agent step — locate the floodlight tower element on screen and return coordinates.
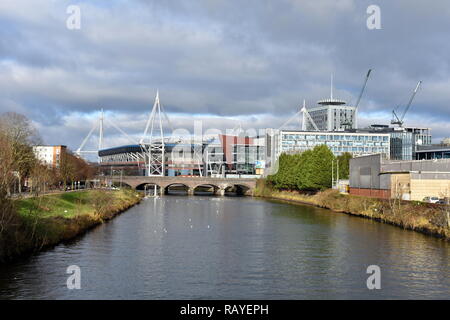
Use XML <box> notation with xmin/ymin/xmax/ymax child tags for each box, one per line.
<box><xmin>141</xmin><ymin>91</ymin><xmax>166</xmax><ymax>176</ymax></box>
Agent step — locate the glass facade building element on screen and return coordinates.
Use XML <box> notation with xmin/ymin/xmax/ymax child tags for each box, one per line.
<box><xmin>416</xmin><ymin>146</ymin><xmax>450</xmax><ymax>160</ymax></box>
<box><xmin>390</xmin><ymin>131</ymin><xmax>414</xmax><ymax>160</ymax></box>
<box><xmin>368</xmin><ymin>126</ymin><xmax>432</xmax><ymax>160</ymax></box>
<box><xmin>264</xmin><ymin>129</ymin><xmax>391</xmax><ymax>176</ymax></box>
<box><xmin>278</xmin><ymin>130</ymin><xmax>390</xmax><ymax>157</ymax></box>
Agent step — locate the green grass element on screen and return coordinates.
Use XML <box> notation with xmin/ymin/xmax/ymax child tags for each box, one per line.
<box><xmin>16</xmin><ymin>190</ymin><xmax>136</xmax><ymax>219</ymax></box>
<box><xmin>0</xmin><ymin>189</ymin><xmax>142</xmax><ymax>263</ymax></box>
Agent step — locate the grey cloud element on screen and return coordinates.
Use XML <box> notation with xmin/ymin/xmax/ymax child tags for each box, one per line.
<box><xmin>1</xmin><ymin>0</ymin><xmax>450</xmax><ymax>150</ymax></box>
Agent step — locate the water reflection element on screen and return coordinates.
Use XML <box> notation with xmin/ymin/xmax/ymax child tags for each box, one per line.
<box><xmin>0</xmin><ymin>196</ymin><xmax>448</xmax><ymax>299</ymax></box>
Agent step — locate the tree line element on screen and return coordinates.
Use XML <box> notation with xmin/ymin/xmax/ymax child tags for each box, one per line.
<box><xmin>0</xmin><ymin>112</ymin><xmax>95</xmax><ymax>196</ymax></box>
<box><xmin>267</xmin><ymin>145</ymin><xmax>351</xmax><ymax>192</ymax></box>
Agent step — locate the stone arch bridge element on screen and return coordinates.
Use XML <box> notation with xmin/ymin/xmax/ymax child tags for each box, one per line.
<box><xmin>102</xmin><ymin>176</ymin><xmax>257</xmax><ymax>196</ymax></box>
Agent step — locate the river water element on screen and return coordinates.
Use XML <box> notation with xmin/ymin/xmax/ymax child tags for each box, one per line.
<box><xmin>0</xmin><ymin>196</ymin><xmax>448</xmax><ymax>299</ymax></box>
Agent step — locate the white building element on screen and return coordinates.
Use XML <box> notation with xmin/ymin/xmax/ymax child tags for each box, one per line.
<box><xmin>306</xmin><ymin>98</ymin><xmax>357</xmax><ymax>131</ymax></box>
<box><xmin>264</xmin><ymin>129</ymin><xmax>390</xmax><ymax>175</ymax></box>
<box><xmin>33</xmin><ymin>145</ymin><xmax>66</xmax><ymax>168</ymax></box>
<box><xmin>302</xmin><ymin>75</ymin><xmax>358</xmax><ymax>131</ymax></box>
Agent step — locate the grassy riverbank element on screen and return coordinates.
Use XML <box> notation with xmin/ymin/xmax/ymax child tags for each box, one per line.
<box><xmin>255</xmin><ymin>180</ymin><xmax>450</xmax><ymax>240</ymax></box>
<box><xmin>0</xmin><ymin>189</ymin><xmax>143</xmax><ymax>263</ymax></box>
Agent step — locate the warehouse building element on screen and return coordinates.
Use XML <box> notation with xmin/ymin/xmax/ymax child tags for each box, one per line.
<box><xmin>349</xmin><ymin>154</ymin><xmax>450</xmax><ymax>200</ymax></box>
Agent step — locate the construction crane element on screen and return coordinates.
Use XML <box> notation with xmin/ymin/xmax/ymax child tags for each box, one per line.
<box><xmin>391</xmin><ymin>81</ymin><xmax>422</xmax><ymax>127</ymax></box>
<box><xmin>342</xmin><ymin>69</ymin><xmax>372</xmax><ymax>128</ymax></box>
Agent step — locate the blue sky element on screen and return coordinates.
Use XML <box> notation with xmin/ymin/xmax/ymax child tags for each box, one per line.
<box><xmin>1</xmin><ymin>0</ymin><xmax>450</xmax><ymax>151</ymax></box>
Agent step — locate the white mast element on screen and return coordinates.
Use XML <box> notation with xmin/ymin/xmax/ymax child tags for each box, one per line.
<box><xmin>98</xmin><ymin>108</ymin><xmax>104</xmax><ymax>151</ymax></box>
<box><xmin>301</xmin><ymin>100</ymin><xmax>307</xmax><ymax>131</ymax></box>
<box><xmin>76</xmin><ymin>109</ymin><xmax>104</xmax><ymax>162</ymax></box>
<box><xmin>141</xmin><ymin>90</ymin><xmax>166</xmax><ymax>176</ymax></box>
<box><xmin>330</xmin><ymin>73</ymin><xmax>334</xmax><ymax>100</ymax></box>
<box><xmin>301</xmin><ymin>101</ymin><xmax>319</xmax><ymax>131</ymax></box>
<box><xmin>76</xmin><ymin>108</ymin><xmax>139</xmax><ymax>163</ymax></box>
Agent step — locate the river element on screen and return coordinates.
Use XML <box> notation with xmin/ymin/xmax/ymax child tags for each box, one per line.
<box><xmin>0</xmin><ymin>195</ymin><xmax>448</xmax><ymax>299</ymax></box>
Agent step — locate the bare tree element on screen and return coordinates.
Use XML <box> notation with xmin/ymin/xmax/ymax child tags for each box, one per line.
<box><xmin>438</xmin><ymin>185</ymin><xmax>450</xmax><ymax>229</ymax></box>
<box><xmin>59</xmin><ymin>151</ymin><xmax>75</xmax><ymax>189</ymax></box>
<box><xmin>29</xmin><ymin>162</ymin><xmax>54</xmax><ymax>197</ymax></box>
<box><xmin>0</xmin><ymin>112</ymin><xmax>42</xmax><ymax>145</ymax></box>
<box><xmin>0</xmin><ymin>112</ymin><xmax>41</xmax><ymax>193</ymax></box>
<box><xmin>0</xmin><ymin>132</ymin><xmax>19</xmax><ymax>239</ymax></box>
<box><xmin>59</xmin><ymin>150</ymin><xmax>95</xmax><ymax>189</ymax></box>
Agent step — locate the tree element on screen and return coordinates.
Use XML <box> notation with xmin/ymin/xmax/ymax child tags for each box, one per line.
<box><xmin>299</xmin><ymin>145</ymin><xmax>334</xmax><ymax>191</ymax></box>
<box><xmin>0</xmin><ymin>131</ymin><xmax>19</xmax><ymax>240</ymax></box>
<box><xmin>0</xmin><ymin>112</ymin><xmax>42</xmax><ymax>145</ymax></box>
<box><xmin>0</xmin><ymin>112</ymin><xmax>41</xmax><ymax>192</ymax></box>
<box><xmin>0</xmin><ymin>132</ymin><xmax>15</xmax><ymax>193</ymax></box>
<box><xmin>268</xmin><ymin>145</ymin><xmax>335</xmax><ymax>192</ymax></box>
<box><xmin>336</xmin><ymin>152</ymin><xmax>352</xmax><ymax>180</ymax></box>
<box><xmin>59</xmin><ymin>150</ymin><xmax>96</xmax><ymax>188</ymax></box>
<box><xmin>29</xmin><ymin>162</ymin><xmax>55</xmax><ymax>196</ymax></box>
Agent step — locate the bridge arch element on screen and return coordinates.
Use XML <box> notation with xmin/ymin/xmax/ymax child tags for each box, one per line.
<box><xmin>165</xmin><ymin>183</ymin><xmax>190</xmax><ymax>195</ymax></box>
<box><xmin>102</xmin><ymin>176</ymin><xmax>256</xmax><ymax>196</ymax></box>
<box><xmin>135</xmin><ymin>182</ymin><xmax>161</xmax><ymax>190</ymax></box>
<box><xmin>225</xmin><ymin>184</ymin><xmax>252</xmax><ymax>196</ymax></box>
<box><xmin>136</xmin><ymin>183</ymin><xmax>162</xmax><ymax>196</ymax></box>
<box><xmin>193</xmin><ymin>184</ymin><xmax>220</xmax><ymax>196</ymax></box>
<box><xmin>111</xmin><ymin>181</ymin><xmax>133</xmax><ymax>189</ymax></box>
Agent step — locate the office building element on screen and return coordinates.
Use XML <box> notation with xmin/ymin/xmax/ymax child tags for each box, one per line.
<box><xmin>306</xmin><ymin>98</ymin><xmax>357</xmax><ymax>131</ymax></box>
<box><xmin>264</xmin><ymin>129</ymin><xmax>390</xmax><ymax>174</ymax></box>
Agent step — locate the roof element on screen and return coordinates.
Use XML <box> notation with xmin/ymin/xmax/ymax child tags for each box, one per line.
<box><xmin>98</xmin><ymin>143</ymin><xmax>206</xmax><ymax>157</ymax></box>
<box><xmin>280</xmin><ymin>129</ymin><xmax>390</xmax><ymax>135</ymax></box>
<box><xmin>416</xmin><ymin>145</ymin><xmax>450</xmax><ymax>153</ymax></box>
<box><xmin>317</xmin><ymin>98</ymin><xmax>347</xmax><ymax>105</ymax></box>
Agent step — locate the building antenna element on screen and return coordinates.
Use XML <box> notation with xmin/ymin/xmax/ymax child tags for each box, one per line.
<box><xmin>331</xmin><ymin>73</ymin><xmax>334</xmax><ymax>100</ymax></box>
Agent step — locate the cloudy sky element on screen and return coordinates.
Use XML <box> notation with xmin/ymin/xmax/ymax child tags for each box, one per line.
<box><xmin>1</xmin><ymin>0</ymin><xmax>450</xmax><ymax>153</ymax></box>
